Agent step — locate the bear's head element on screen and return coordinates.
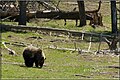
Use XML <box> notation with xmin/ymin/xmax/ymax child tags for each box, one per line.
<box><xmin>37</xmin><ymin>49</ymin><xmax>46</xmax><ymax>68</ymax></box>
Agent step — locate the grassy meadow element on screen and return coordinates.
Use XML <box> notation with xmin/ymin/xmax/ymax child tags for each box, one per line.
<box><xmin>1</xmin><ymin>1</ymin><xmax>120</xmax><ymax>80</ymax></box>
<box><xmin>1</xmin><ymin>31</ymin><xmax>119</xmax><ymax>79</ymax></box>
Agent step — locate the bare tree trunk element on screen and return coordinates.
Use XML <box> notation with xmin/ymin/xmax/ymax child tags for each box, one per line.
<box><xmin>19</xmin><ymin>1</ymin><xmax>26</xmax><ymax>25</ymax></box>
<box><xmin>77</xmin><ymin>1</ymin><xmax>86</xmax><ymax>27</ymax></box>
<box><xmin>111</xmin><ymin>1</ymin><xmax>117</xmax><ymax>33</ymax></box>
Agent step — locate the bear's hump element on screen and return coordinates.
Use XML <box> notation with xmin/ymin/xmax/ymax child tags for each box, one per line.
<box><xmin>25</xmin><ymin>45</ymin><xmax>38</xmax><ymax>51</ymax></box>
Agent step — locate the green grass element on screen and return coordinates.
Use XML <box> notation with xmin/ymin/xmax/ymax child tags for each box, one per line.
<box><xmin>27</xmin><ymin>16</ymin><xmax>112</xmax><ymax>32</ymax></box>
<box><xmin>0</xmin><ymin>2</ymin><xmax>119</xmax><ymax>79</ymax></box>
<box><xmin>0</xmin><ymin>14</ymin><xmax>112</xmax><ymax>33</ymax></box>
<box><xmin>1</xmin><ymin>31</ymin><xmax>119</xmax><ymax>79</ymax></box>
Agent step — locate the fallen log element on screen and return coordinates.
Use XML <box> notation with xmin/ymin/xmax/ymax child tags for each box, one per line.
<box><xmin>3</xmin><ymin>41</ymin><xmax>28</xmax><ymax>47</ymax></box>
<box><xmin>0</xmin><ymin>11</ymin><xmax>9</xmax><ymax>19</ymax></box>
<box><xmin>107</xmin><ymin>66</ymin><xmax>120</xmax><ymax>69</ymax></box>
<box><xmin>2</xmin><ymin>42</ymin><xmax>17</xmax><ymax>55</ymax></box>
<box><xmin>48</xmin><ymin>45</ymin><xmax>94</xmax><ymax>53</ymax></box>
<box><xmin>75</xmin><ymin>74</ymin><xmax>91</xmax><ymax>78</ymax></box>
<box><xmin>49</xmin><ymin>45</ymin><xmax>120</xmax><ymax>55</ymax></box>
<box><xmin>36</xmin><ymin>10</ymin><xmax>92</xmax><ymax>20</ymax></box>
<box><xmin>0</xmin><ymin>24</ymin><xmax>113</xmax><ymax>38</ymax></box>
<box><xmin>38</xmin><ymin>1</ymin><xmax>59</xmax><ymax>11</ymax></box>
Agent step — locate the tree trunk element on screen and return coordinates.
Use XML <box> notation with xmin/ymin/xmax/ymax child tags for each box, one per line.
<box><xmin>77</xmin><ymin>1</ymin><xmax>86</xmax><ymax>27</ymax></box>
<box><xmin>19</xmin><ymin>1</ymin><xmax>26</xmax><ymax>25</ymax></box>
<box><xmin>111</xmin><ymin>1</ymin><xmax>117</xmax><ymax>33</ymax></box>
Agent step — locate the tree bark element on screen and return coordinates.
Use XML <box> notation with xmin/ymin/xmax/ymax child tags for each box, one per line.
<box><xmin>77</xmin><ymin>1</ymin><xmax>86</xmax><ymax>27</ymax></box>
<box><xmin>19</xmin><ymin>1</ymin><xmax>26</xmax><ymax>25</ymax></box>
<box><xmin>111</xmin><ymin>1</ymin><xmax>117</xmax><ymax>33</ymax></box>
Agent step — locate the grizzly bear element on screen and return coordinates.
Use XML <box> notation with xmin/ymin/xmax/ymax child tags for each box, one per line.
<box><xmin>23</xmin><ymin>45</ymin><xmax>46</xmax><ymax>68</ymax></box>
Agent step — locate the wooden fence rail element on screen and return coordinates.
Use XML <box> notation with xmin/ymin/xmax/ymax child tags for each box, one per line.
<box><xmin>0</xmin><ymin>24</ymin><xmax>114</xmax><ymax>38</ymax></box>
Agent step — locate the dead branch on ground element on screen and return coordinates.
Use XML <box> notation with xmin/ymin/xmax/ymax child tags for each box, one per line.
<box><xmin>103</xmin><ymin>36</ymin><xmax>120</xmax><ymax>50</ymax></box>
<box><xmin>2</xmin><ymin>42</ymin><xmax>17</xmax><ymax>55</ymax></box>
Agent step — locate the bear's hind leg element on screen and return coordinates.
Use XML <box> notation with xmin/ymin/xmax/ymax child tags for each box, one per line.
<box><xmin>25</xmin><ymin>61</ymin><xmax>33</xmax><ymax>67</ymax></box>
<box><xmin>35</xmin><ymin>61</ymin><xmax>38</xmax><ymax>67</ymax></box>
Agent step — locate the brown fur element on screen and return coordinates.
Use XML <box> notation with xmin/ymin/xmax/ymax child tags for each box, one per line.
<box><xmin>23</xmin><ymin>45</ymin><xmax>46</xmax><ymax>68</ymax></box>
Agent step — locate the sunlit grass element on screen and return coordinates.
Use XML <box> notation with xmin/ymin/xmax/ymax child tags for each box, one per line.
<box><xmin>0</xmin><ymin>15</ymin><xmax>112</xmax><ymax>34</ymax></box>
<box><xmin>1</xmin><ymin>31</ymin><xmax>119</xmax><ymax>79</ymax></box>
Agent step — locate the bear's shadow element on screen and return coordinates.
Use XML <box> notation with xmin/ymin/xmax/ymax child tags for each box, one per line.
<box><xmin>19</xmin><ymin>64</ymin><xmax>43</xmax><ymax>69</ymax></box>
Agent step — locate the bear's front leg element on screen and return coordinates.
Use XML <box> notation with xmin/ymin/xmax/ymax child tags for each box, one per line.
<box><xmin>40</xmin><ymin>63</ymin><xmax>43</xmax><ymax>68</ymax></box>
<box><xmin>39</xmin><ymin>57</ymin><xmax>44</xmax><ymax>68</ymax></box>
